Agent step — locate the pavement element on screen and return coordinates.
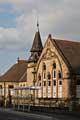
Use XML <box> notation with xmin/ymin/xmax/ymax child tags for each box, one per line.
<box><xmin>0</xmin><ymin>107</ymin><xmax>53</xmax><ymax>120</ymax></box>
<box><xmin>0</xmin><ymin>107</ymin><xmax>80</xmax><ymax>120</ymax></box>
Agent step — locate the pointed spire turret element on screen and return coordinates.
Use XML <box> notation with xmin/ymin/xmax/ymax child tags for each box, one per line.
<box><xmin>30</xmin><ymin>31</ymin><xmax>43</xmax><ymax>52</ymax></box>
<box><xmin>29</xmin><ymin>20</ymin><xmax>43</xmax><ymax>62</ymax></box>
<box><xmin>37</xmin><ymin>17</ymin><xmax>39</xmax><ymax>31</ymax></box>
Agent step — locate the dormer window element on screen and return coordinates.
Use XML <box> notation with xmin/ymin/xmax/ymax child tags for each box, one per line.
<box><xmin>43</xmin><ymin>63</ymin><xmax>46</xmax><ymax>70</ymax></box>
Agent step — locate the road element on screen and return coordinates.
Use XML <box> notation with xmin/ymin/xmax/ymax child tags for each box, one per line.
<box><xmin>0</xmin><ymin>108</ymin><xmax>80</xmax><ymax>120</ymax></box>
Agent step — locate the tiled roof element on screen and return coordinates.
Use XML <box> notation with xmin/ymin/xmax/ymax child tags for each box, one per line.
<box><xmin>31</xmin><ymin>31</ymin><xmax>43</xmax><ymax>52</ymax></box>
<box><xmin>0</xmin><ymin>60</ymin><xmax>27</xmax><ymax>82</ymax></box>
<box><xmin>29</xmin><ymin>31</ymin><xmax>43</xmax><ymax>62</ymax></box>
<box><xmin>53</xmin><ymin>39</ymin><xmax>80</xmax><ymax>74</ymax></box>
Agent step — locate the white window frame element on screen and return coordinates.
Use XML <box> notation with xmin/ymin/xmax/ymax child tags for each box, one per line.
<box><xmin>53</xmin><ymin>80</ymin><xmax>56</xmax><ymax>98</ymax></box>
<box><xmin>53</xmin><ymin>70</ymin><xmax>56</xmax><ymax>79</ymax></box>
<box><xmin>58</xmin><ymin>80</ymin><xmax>62</xmax><ymax>98</ymax></box>
<box><xmin>43</xmin><ymin>72</ymin><xmax>46</xmax><ymax>80</ymax></box>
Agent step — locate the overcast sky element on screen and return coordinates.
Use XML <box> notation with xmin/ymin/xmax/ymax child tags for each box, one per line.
<box><xmin>0</xmin><ymin>0</ymin><xmax>80</xmax><ymax>74</ymax></box>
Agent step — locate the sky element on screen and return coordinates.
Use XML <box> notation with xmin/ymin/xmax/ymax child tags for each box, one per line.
<box><xmin>0</xmin><ymin>0</ymin><xmax>80</xmax><ymax>74</ymax></box>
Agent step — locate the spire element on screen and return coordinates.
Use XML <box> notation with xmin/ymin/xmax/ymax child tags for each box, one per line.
<box><xmin>30</xmin><ymin>31</ymin><xmax>43</xmax><ymax>52</ymax></box>
<box><xmin>37</xmin><ymin>16</ymin><xmax>39</xmax><ymax>31</ymax></box>
<box><xmin>29</xmin><ymin>20</ymin><xmax>43</xmax><ymax>62</ymax></box>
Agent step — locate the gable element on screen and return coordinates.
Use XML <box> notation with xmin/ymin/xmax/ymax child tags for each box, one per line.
<box><xmin>54</xmin><ymin>40</ymin><xmax>80</xmax><ymax>74</ymax></box>
<box><xmin>37</xmin><ymin>37</ymin><xmax>70</xmax><ymax>78</ymax></box>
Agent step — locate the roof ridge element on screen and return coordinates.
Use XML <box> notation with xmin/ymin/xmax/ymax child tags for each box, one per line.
<box><xmin>54</xmin><ymin>39</ymin><xmax>80</xmax><ymax>44</ymax></box>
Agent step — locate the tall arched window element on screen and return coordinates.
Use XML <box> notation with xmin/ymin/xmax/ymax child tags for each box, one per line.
<box><xmin>58</xmin><ymin>71</ymin><xmax>62</xmax><ymax>79</ymax></box>
<box><xmin>43</xmin><ymin>63</ymin><xmax>46</xmax><ymax>80</ymax></box>
<box><xmin>58</xmin><ymin>71</ymin><xmax>62</xmax><ymax>98</ymax></box>
<box><xmin>47</xmin><ymin>72</ymin><xmax>51</xmax><ymax>98</ymax></box>
<box><xmin>38</xmin><ymin>73</ymin><xmax>41</xmax><ymax>81</ymax></box>
<box><xmin>53</xmin><ymin>62</ymin><xmax>56</xmax><ymax>78</ymax></box>
<box><xmin>53</xmin><ymin>63</ymin><xmax>56</xmax><ymax>69</ymax></box>
<box><xmin>47</xmin><ymin>72</ymin><xmax>51</xmax><ymax>80</ymax></box>
<box><xmin>52</xmin><ymin>62</ymin><xmax>57</xmax><ymax>98</ymax></box>
<box><xmin>43</xmin><ymin>63</ymin><xmax>46</xmax><ymax>71</ymax></box>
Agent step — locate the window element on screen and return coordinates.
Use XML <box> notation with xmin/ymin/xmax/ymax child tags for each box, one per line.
<box><xmin>53</xmin><ymin>63</ymin><xmax>56</xmax><ymax>69</ymax></box>
<box><xmin>53</xmin><ymin>70</ymin><xmax>56</xmax><ymax>78</ymax></box>
<box><xmin>53</xmin><ymin>62</ymin><xmax>56</xmax><ymax>78</ymax></box>
<box><xmin>43</xmin><ymin>63</ymin><xmax>46</xmax><ymax>70</ymax></box>
<box><xmin>58</xmin><ymin>72</ymin><xmax>62</xmax><ymax>79</ymax></box>
<box><xmin>53</xmin><ymin>80</ymin><xmax>56</xmax><ymax>86</ymax></box>
<box><xmin>48</xmin><ymin>81</ymin><xmax>51</xmax><ymax>86</ymax></box>
<box><xmin>76</xmin><ymin>80</ymin><xmax>80</xmax><ymax>85</ymax></box>
<box><xmin>38</xmin><ymin>73</ymin><xmax>41</xmax><ymax>80</ymax></box>
<box><xmin>59</xmin><ymin>81</ymin><xmax>62</xmax><ymax>85</ymax></box>
<box><xmin>39</xmin><ymin>82</ymin><xmax>41</xmax><ymax>86</ymax></box>
<box><xmin>43</xmin><ymin>72</ymin><xmax>46</xmax><ymax>79</ymax></box>
<box><xmin>47</xmin><ymin>72</ymin><xmax>51</xmax><ymax>79</ymax></box>
<box><xmin>43</xmin><ymin>81</ymin><xmax>46</xmax><ymax>86</ymax></box>
<box><xmin>0</xmin><ymin>85</ymin><xmax>2</xmax><ymax>96</ymax></box>
<box><xmin>8</xmin><ymin>85</ymin><xmax>14</xmax><ymax>96</ymax></box>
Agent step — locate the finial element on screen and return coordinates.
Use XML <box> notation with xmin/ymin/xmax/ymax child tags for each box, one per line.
<box><xmin>37</xmin><ymin>15</ymin><xmax>39</xmax><ymax>31</ymax></box>
<box><xmin>48</xmin><ymin>34</ymin><xmax>52</xmax><ymax>39</ymax></box>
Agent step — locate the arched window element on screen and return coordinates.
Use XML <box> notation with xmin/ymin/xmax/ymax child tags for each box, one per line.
<box><xmin>43</xmin><ymin>63</ymin><xmax>46</xmax><ymax>80</ymax></box>
<box><xmin>58</xmin><ymin>71</ymin><xmax>62</xmax><ymax>79</ymax></box>
<box><xmin>43</xmin><ymin>72</ymin><xmax>46</xmax><ymax>80</ymax></box>
<box><xmin>38</xmin><ymin>73</ymin><xmax>41</xmax><ymax>80</ymax></box>
<box><xmin>53</xmin><ymin>63</ymin><xmax>56</xmax><ymax>69</ymax></box>
<box><xmin>43</xmin><ymin>63</ymin><xmax>46</xmax><ymax>70</ymax></box>
<box><xmin>53</xmin><ymin>80</ymin><xmax>56</xmax><ymax>86</ymax></box>
<box><xmin>52</xmin><ymin>62</ymin><xmax>56</xmax><ymax>78</ymax></box>
<box><xmin>47</xmin><ymin>72</ymin><xmax>51</xmax><ymax>79</ymax></box>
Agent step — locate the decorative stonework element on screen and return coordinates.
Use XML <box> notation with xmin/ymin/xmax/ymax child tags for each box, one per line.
<box><xmin>42</xmin><ymin>49</ymin><xmax>56</xmax><ymax>60</ymax></box>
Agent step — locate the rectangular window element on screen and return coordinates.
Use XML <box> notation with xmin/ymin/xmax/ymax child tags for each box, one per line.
<box><xmin>59</xmin><ymin>81</ymin><xmax>62</xmax><ymax>85</ymax></box>
<box><xmin>48</xmin><ymin>81</ymin><xmax>51</xmax><ymax>86</ymax></box>
<box><xmin>76</xmin><ymin>80</ymin><xmax>80</xmax><ymax>85</ymax></box>
<box><xmin>0</xmin><ymin>85</ymin><xmax>2</xmax><ymax>96</ymax></box>
<box><xmin>53</xmin><ymin>70</ymin><xmax>56</xmax><ymax>78</ymax></box>
<box><xmin>53</xmin><ymin>80</ymin><xmax>56</xmax><ymax>86</ymax></box>
<box><xmin>43</xmin><ymin>72</ymin><xmax>46</xmax><ymax>80</ymax></box>
<box><xmin>39</xmin><ymin>82</ymin><xmax>41</xmax><ymax>86</ymax></box>
<box><xmin>43</xmin><ymin>81</ymin><xmax>46</xmax><ymax>86</ymax></box>
<box><xmin>8</xmin><ymin>85</ymin><xmax>14</xmax><ymax>96</ymax></box>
